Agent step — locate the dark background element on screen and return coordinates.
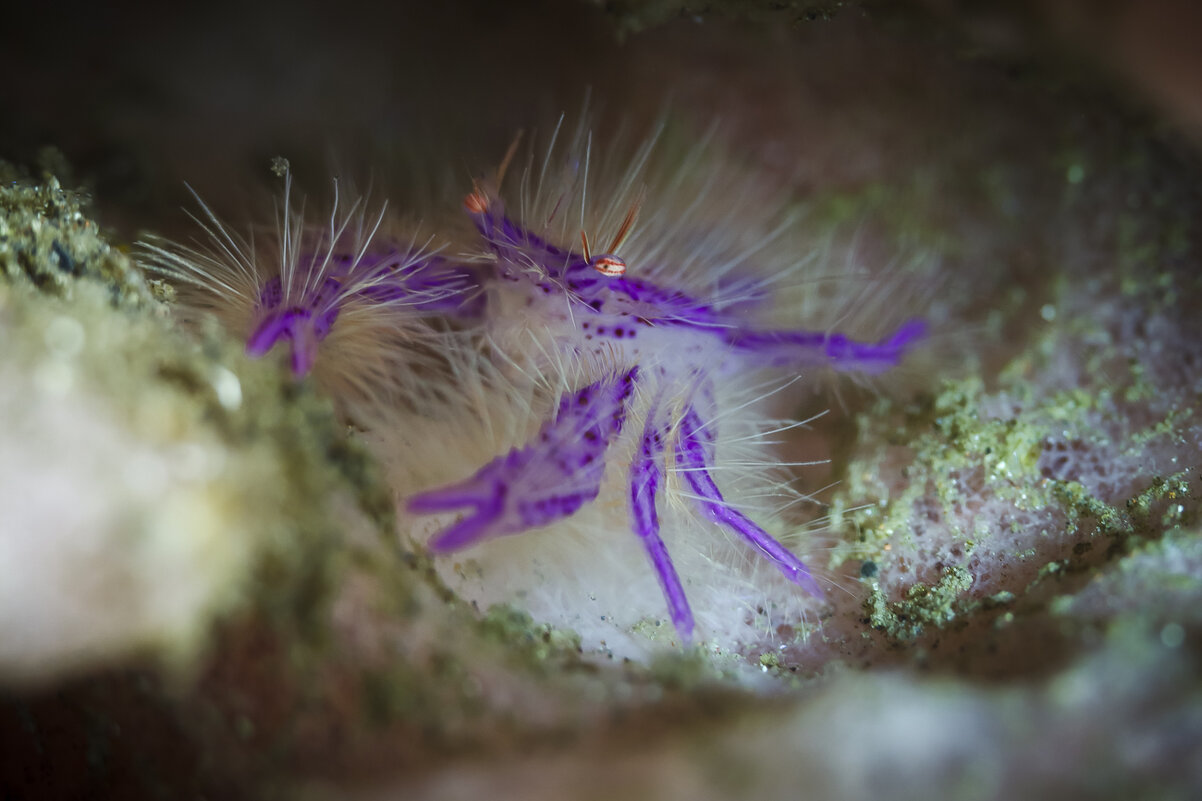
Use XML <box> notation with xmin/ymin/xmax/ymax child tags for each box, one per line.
<box><xmin>6</xmin><ymin>0</ymin><xmax>1201</xmax><ymax>236</ymax></box>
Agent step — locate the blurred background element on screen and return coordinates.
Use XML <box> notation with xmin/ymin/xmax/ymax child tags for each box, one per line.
<box><xmin>5</xmin><ymin>0</ymin><xmax>1202</xmax><ymax>231</ymax></box>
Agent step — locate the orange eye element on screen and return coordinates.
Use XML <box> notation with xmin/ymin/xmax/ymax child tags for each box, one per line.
<box><xmin>464</xmin><ymin>190</ymin><xmax>489</xmax><ymax>214</ymax></box>
<box><xmin>593</xmin><ymin>256</ymin><xmax>627</xmax><ymax>277</ymax></box>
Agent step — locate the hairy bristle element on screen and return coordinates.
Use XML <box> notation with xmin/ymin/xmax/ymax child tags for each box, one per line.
<box><xmin>138</xmin><ymin>177</ymin><xmax>482</xmax><ymax>420</ymax></box>
<box><xmin>400</xmin><ymin>115</ymin><xmax>926</xmax><ymax>651</ymax></box>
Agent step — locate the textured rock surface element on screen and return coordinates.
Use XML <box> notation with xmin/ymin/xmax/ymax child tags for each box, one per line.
<box><xmin>0</xmin><ymin>2</ymin><xmax>1199</xmax><ymax>799</ymax></box>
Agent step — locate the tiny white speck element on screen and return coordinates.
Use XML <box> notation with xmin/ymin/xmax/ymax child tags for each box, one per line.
<box><xmin>1160</xmin><ymin>622</ymin><xmax>1185</xmax><ymax>649</ymax></box>
<box><xmin>1040</xmin><ymin>304</ymin><xmax>1056</xmax><ymax>322</ymax></box>
<box><xmin>210</xmin><ymin>367</ymin><xmax>242</xmax><ymax>410</ymax></box>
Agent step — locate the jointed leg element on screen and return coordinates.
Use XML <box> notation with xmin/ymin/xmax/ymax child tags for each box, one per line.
<box><xmin>630</xmin><ymin>408</ymin><xmax>695</xmax><ymax>640</ymax></box>
<box><xmin>675</xmin><ymin>406</ymin><xmax>824</xmax><ymax>599</ymax></box>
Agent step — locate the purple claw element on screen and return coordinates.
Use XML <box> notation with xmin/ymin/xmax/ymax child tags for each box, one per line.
<box><xmin>675</xmin><ymin>406</ymin><xmax>824</xmax><ymax>600</ymax></box>
<box><xmin>245</xmin><ymin>307</ymin><xmax>290</xmax><ymax>358</ymax></box>
<box><xmin>244</xmin><ymin>246</ymin><xmax>483</xmax><ymax>377</ymax></box>
<box><xmin>410</xmin><ymin>475</ymin><xmax>507</xmax><ymax>552</ymax></box>
<box><xmin>630</xmin><ymin>410</ymin><xmax>695</xmax><ymax>641</ymax></box>
<box><xmin>409</xmin><ymin>368</ymin><xmax>639</xmax><ymax>551</ymax></box>
<box><xmin>244</xmin><ymin>300</ymin><xmax>332</xmax><ymax>376</ymax></box>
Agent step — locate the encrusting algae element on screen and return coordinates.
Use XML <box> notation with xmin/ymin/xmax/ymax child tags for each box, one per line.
<box><xmin>2</xmin><ymin>60</ymin><xmax>1202</xmax><ymax>796</ymax></box>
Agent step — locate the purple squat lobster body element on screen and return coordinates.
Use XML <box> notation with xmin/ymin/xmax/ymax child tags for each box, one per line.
<box><xmin>407</xmin><ymin>179</ymin><xmax>924</xmax><ymax>642</ymax></box>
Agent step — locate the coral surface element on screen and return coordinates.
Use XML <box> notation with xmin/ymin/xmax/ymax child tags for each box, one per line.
<box><xmin>1</xmin><ymin>3</ymin><xmax>1200</xmax><ymax>799</ymax></box>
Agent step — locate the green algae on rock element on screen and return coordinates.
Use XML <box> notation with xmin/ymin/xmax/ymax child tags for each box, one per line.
<box><xmin>0</xmin><ymin>169</ymin><xmax>155</xmax><ymax>309</ymax></box>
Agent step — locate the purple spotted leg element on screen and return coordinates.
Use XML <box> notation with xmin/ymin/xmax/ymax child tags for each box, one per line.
<box><xmin>409</xmin><ymin>368</ymin><xmax>639</xmax><ymax>551</ymax></box>
<box><xmin>630</xmin><ymin>408</ymin><xmax>695</xmax><ymax>641</ymax></box>
<box><xmin>675</xmin><ymin>405</ymin><xmax>824</xmax><ymax>599</ymax></box>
